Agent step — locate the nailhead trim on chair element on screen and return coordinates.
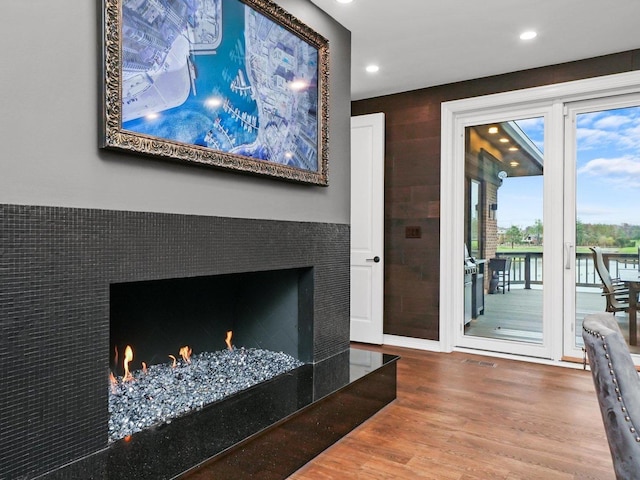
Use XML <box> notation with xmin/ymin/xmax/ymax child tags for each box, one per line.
<box><xmin>583</xmin><ymin>326</ymin><xmax>640</xmax><ymax>442</ymax></box>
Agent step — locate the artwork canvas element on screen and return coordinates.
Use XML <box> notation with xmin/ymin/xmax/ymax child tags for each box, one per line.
<box><xmin>102</xmin><ymin>0</ymin><xmax>329</xmax><ymax>185</ymax></box>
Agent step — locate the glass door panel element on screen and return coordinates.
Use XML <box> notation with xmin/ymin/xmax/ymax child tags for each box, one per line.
<box><xmin>463</xmin><ymin>117</ymin><xmax>546</xmax><ymax>351</ymax></box>
<box><xmin>566</xmin><ymin>98</ymin><xmax>640</xmax><ymax>358</ymax></box>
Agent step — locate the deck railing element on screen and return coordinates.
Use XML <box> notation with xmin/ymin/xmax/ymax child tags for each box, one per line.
<box><xmin>493</xmin><ymin>251</ymin><xmax>638</xmax><ymax>288</ymax></box>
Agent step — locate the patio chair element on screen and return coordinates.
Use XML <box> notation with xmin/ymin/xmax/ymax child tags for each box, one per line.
<box><xmin>488</xmin><ymin>257</ymin><xmax>511</xmax><ymax>294</ymax></box>
<box><xmin>590</xmin><ymin>246</ymin><xmax>629</xmax><ymax>314</ymax></box>
<box><xmin>582</xmin><ymin>312</ymin><xmax>640</xmax><ymax>479</ymax></box>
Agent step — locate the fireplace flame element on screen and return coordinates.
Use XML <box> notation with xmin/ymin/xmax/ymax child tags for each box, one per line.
<box><xmin>169</xmin><ymin>355</ymin><xmax>177</xmax><ymax>368</ymax></box>
<box><xmin>179</xmin><ymin>346</ymin><xmax>192</xmax><ymax>364</ymax></box>
<box><xmin>123</xmin><ymin>345</ymin><xmax>134</xmax><ymax>382</ymax></box>
<box><xmin>142</xmin><ymin>362</ymin><xmax>147</xmax><ymax>374</ymax></box>
<box><xmin>225</xmin><ymin>331</ymin><xmax>233</xmax><ymax>351</ymax></box>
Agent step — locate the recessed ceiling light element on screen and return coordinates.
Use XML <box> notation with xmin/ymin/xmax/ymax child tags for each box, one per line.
<box><xmin>488</xmin><ymin>126</ymin><xmax>498</xmax><ymax>134</ymax></box>
<box><xmin>366</xmin><ymin>64</ymin><xmax>379</xmax><ymax>73</ymax></box>
<box><xmin>520</xmin><ymin>30</ymin><xmax>537</xmax><ymax>40</ymax></box>
<box><xmin>510</xmin><ymin>161</ymin><xmax>520</xmax><ymax>167</ymax></box>
<box><xmin>508</xmin><ymin>146</ymin><xmax>519</xmax><ymax>151</ymax></box>
<box><xmin>499</xmin><ymin>138</ymin><xmax>509</xmax><ymax>143</ymax></box>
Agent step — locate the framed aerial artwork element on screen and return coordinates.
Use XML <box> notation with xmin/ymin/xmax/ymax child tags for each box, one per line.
<box><xmin>102</xmin><ymin>0</ymin><xmax>329</xmax><ymax>185</ymax></box>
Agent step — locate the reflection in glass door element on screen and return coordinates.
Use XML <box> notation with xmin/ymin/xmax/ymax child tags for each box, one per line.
<box><xmin>463</xmin><ymin>117</ymin><xmax>546</xmax><ymax>350</ymax></box>
<box><xmin>566</xmin><ymin>98</ymin><xmax>640</xmax><ymax>358</ymax></box>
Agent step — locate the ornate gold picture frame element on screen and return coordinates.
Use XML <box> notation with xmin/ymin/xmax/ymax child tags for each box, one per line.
<box><xmin>102</xmin><ymin>0</ymin><xmax>329</xmax><ymax>185</ymax></box>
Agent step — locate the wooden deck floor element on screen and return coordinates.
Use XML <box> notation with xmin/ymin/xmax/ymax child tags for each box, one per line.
<box><xmin>465</xmin><ymin>287</ymin><xmax>639</xmax><ymax>354</ymax></box>
<box><xmin>291</xmin><ymin>344</ymin><xmax>614</xmax><ymax>480</ymax></box>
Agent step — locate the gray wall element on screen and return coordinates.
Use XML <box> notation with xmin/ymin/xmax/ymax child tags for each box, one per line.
<box><xmin>0</xmin><ymin>0</ymin><xmax>350</xmax><ymax>224</ymax></box>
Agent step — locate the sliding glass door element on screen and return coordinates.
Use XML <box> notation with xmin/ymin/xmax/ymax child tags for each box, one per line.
<box><xmin>453</xmin><ymin>93</ymin><xmax>640</xmax><ymax>361</ymax></box>
<box><xmin>564</xmin><ymin>95</ymin><xmax>640</xmax><ymax>360</ymax></box>
<box><xmin>442</xmin><ymin>72</ymin><xmax>640</xmax><ymax>362</ymax></box>
<box><xmin>460</xmin><ymin>107</ymin><xmax>555</xmax><ymax>359</ymax></box>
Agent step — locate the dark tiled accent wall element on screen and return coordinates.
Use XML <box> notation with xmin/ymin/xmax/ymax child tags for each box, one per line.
<box><xmin>0</xmin><ymin>204</ymin><xmax>349</xmax><ymax>480</ymax></box>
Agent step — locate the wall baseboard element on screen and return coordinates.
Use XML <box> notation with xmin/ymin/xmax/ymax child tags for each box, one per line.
<box><xmin>383</xmin><ymin>335</ymin><xmax>442</xmax><ymax>352</ymax></box>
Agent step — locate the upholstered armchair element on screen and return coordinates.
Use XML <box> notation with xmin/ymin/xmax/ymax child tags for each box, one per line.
<box><xmin>582</xmin><ymin>312</ymin><xmax>640</xmax><ymax>479</ymax></box>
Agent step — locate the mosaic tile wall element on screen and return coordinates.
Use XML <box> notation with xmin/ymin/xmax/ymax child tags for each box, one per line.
<box><xmin>0</xmin><ymin>204</ymin><xmax>350</xmax><ymax>479</ymax></box>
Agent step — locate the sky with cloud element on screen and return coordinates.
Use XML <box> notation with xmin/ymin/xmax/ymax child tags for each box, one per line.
<box><xmin>497</xmin><ymin>105</ymin><xmax>640</xmax><ymax>230</ymax></box>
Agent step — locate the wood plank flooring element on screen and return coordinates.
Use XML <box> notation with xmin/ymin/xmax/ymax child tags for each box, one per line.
<box><xmin>290</xmin><ymin>344</ymin><xmax>614</xmax><ymax>480</ymax></box>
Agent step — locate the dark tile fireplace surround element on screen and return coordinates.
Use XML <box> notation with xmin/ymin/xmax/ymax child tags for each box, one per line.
<box><xmin>0</xmin><ymin>204</ymin><xmax>398</xmax><ymax>479</ymax></box>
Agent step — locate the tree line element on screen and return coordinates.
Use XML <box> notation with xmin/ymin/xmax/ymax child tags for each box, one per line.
<box><xmin>502</xmin><ymin>220</ymin><xmax>640</xmax><ymax>248</ymax></box>
<box><xmin>576</xmin><ymin>220</ymin><xmax>640</xmax><ymax>247</ymax></box>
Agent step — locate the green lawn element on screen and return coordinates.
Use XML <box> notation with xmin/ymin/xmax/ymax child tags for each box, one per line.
<box><xmin>497</xmin><ymin>245</ymin><xmax>542</xmax><ymax>253</ymax></box>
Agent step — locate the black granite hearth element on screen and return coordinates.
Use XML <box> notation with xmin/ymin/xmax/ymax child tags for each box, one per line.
<box><xmin>40</xmin><ymin>348</ymin><xmax>398</xmax><ymax>479</ymax></box>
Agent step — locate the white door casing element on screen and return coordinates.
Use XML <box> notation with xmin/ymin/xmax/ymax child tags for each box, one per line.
<box><xmin>350</xmin><ymin>113</ymin><xmax>385</xmax><ymax>344</ymax></box>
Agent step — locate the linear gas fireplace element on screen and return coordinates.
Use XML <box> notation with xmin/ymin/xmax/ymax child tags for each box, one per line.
<box><xmin>0</xmin><ymin>204</ymin><xmax>389</xmax><ymax>480</ymax></box>
<box><xmin>110</xmin><ymin>268</ymin><xmax>314</xmax><ymax>367</ymax></box>
<box><xmin>108</xmin><ymin>268</ymin><xmax>312</xmax><ymax>442</ymax></box>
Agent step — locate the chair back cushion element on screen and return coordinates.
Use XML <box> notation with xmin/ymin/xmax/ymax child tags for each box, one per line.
<box><xmin>583</xmin><ymin>312</ymin><xmax>640</xmax><ymax>479</ymax></box>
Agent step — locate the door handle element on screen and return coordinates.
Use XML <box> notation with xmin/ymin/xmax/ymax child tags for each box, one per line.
<box><xmin>564</xmin><ymin>242</ymin><xmax>574</xmax><ymax>270</ymax></box>
<box><xmin>366</xmin><ymin>256</ymin><xmax>381</xmax><ymax>263</ymax></box>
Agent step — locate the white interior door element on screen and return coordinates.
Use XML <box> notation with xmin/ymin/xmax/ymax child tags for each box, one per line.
<box><xmin>350</xmin><ymin>113</ymin><xmax>385</xmax><ymax>344</ymax></box>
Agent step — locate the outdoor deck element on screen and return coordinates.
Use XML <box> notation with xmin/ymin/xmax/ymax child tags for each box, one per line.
<box><xmin>464</xmin><ymin>286</ymin><xmax>640</xmax><ymax>355</ymax></box>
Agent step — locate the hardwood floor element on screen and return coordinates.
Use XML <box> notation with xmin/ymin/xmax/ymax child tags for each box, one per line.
<box><xmin>290</xmin><ymin>345</ymin><xmax>614</xmax><ymax>480</ymax></box>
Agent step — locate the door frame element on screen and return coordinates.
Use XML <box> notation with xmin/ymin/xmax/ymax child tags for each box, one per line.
<box><xmin>440</xmin><ymin>70</ymin><xmax>640</xmax><ymax>360</ymax></box>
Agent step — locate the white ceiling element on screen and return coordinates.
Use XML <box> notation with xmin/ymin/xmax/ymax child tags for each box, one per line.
<box><xmin>309</xmin><ymin>0</ymin><xmax>640</xmax><ymax>101</ymax></box>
